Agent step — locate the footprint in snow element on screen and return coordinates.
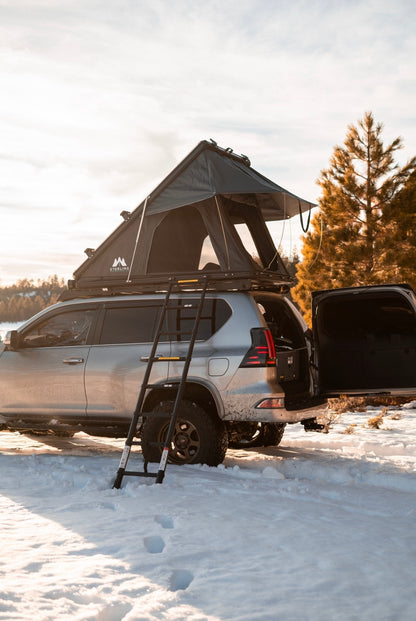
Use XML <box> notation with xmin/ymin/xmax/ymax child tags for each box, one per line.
<box><xmin>23</xmin><ymin>561</ymin><xmax>43</xmax><ymax>572</ymax></box>
<box><xmin>96</xmin><ymin>603</ymin><xmax>132</xmax><ymax>621</ymax></box>
<box><xmin>169</xmin><ymin>569</ymin><xmax>194</xmax><ymax>591</ymax></box>
<box><xmin>154</xmin><ymin>514</ymin><xmax>174</xmax><ymax>529</ymax></box>
<box><xmin>143</xmin><ymin>535</ymin><xmax>165</xmax><ymax>554</ymax></box>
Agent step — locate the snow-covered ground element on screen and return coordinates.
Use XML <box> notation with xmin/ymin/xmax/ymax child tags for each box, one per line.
<box><xmin>1</xmin><ymin>402</ymin><xmax>416</xmax><ymax>620</ymax></box>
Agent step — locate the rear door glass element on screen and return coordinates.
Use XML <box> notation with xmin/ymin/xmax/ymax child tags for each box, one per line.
<box><xmin>99</xmin><ymin>305</ymin><xmax>160</xmax><ymax>344</ymax></box>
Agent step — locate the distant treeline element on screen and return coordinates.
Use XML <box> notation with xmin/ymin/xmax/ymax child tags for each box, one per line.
<box><xmin>0</xmin><ymin>256</ymin><xmax>300</xmax><ymax>324</ymax></box>
<box><xmin>0</xmin><ymin>275</ymin><xmax>67</xmax><ymax>322</ymax></box>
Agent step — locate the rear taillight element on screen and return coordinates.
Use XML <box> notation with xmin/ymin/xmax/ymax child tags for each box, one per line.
<box><xmin>240</xmin><ymin>328</ymin><xmax>276</xmax><ymax>368</ymax></box>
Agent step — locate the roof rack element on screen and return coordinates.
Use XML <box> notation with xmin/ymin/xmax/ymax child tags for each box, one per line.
<box><xmin>60</xmin><ymin>272</ymin><xmax>292</xmax><ymax>301</ymax></box>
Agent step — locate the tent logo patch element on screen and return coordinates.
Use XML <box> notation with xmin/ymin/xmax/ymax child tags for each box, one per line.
<box><xmin>110</xmin><ymin>257</ymin><xmax>129</xmax><ymax>273</ymax></box>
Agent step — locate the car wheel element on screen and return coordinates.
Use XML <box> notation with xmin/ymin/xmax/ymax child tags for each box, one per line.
<box><xmin>228</xmin><ymin>422</ymin><xmax>286</xmax><ymax>448</ymax></box>
<box><xmin>228</xmin><ymin>421</ymin><xmax>263</xmax><ymax>448</ymax></box>
<box><xmin>260</xmin><ymin>422</ymin><xmax>286</xmax><ymax>447</ymax></box>
<box><xmin>141</xmin><ymin>399</ymin><xmax>228</xmax><ymax>466</ymax></box>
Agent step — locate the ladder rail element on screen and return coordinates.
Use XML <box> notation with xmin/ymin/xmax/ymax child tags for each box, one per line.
<box><xmin>154</xmin><ymin>277</ymin><xmax>208</xmax><ymax>483</ymax></box>
<box><xmin>113</xmin><ymin>276</ymin><xmax>209</xmax><ymax>488</ymax></box>
<box><xmin>113</xmin><ymin>278</ymin><xmax>175</xmax><ymax>488</ymax></box>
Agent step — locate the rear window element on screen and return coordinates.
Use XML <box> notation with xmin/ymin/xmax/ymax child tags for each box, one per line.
<box><xmin>169</xmin><ymin>298</ymin><xmax>231</xmax><ymax>341</ymax></box>
<box><xmin>98</xmin><ymin>299</ymin><xmax>231</xmax><ymax>345</ymax></box>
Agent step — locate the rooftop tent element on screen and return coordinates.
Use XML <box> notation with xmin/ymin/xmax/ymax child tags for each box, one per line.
<box><xmin>70</xmin><ymin>140</ymin><xmax>315</xmax><ymax>292</ymax></box>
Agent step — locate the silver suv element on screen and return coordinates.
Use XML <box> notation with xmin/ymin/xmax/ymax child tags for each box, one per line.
<box><xmin>2</xmin><ymin>283</ymin><xmax>416</xmax><ymax>466</ymax></box>
<box><xmin>0</xmin><ymin>287</ymin><xmax>324</xmax><ymax>465</ymax></box>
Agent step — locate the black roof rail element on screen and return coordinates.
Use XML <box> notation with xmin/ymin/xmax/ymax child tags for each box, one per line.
<box><xmin>60</xmin><ymin>272</ymin><xmax>292</xmax><ymax>301</ymax></box>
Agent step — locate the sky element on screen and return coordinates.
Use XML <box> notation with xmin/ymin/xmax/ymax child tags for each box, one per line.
<box><xmin>1</xmin><ymin>0</ymin><xmax>415</xmax><ymax>285</ymax></box>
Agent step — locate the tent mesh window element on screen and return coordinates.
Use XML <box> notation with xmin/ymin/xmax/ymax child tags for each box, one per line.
<box><xmin>147</xmin><ymin>206</ymin><xmax>216</xmax><ymax>274</ymax></box>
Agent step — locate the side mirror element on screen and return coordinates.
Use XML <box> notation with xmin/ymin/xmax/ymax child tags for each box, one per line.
<box><xmin>4</xmin><ymin>330</ymin><xmax>21</xmax><ymax>351</ymax></box>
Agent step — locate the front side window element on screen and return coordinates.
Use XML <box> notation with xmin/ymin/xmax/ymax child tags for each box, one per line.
<box><xmin>22</xmin><ymin>309</ymin><xmax>95</xmax><ymax>348</ymax></box>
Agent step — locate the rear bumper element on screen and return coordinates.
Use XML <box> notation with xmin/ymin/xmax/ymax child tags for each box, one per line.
<box><xmin>220</xmin><ymin>367</ymin><xmax>326</xmax><ymax>423</ymax></box>
<box><xmin>221</xmin><ymin>392</ymin><xmax>328</xmax><ymax>423</ymax></box>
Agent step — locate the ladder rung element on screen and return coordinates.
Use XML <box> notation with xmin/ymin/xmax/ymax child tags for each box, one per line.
<box><xmin>145</xmin><ymin>382</ymin><xmax>179</xmax><ymax>390</ymax></box>
<box><xmin>159</xmin><ymin>330</ymin><xmax>192</xmax><ymax>336</ymax></box>
<box><xmin>141</xmin><ymin>356</ymin><xmax>186</xmax><ymax>362</ymax></box>
<box><xmin>124</xmin><ymin>470</ymin><xmax>158</xmax><ymax>478</ymax></box>
<box><xmin>165</xmin><ymin>304</ymin><xmax>196</xmax><ymax>311</ymax></box>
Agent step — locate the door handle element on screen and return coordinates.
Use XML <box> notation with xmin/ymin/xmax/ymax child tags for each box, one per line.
<box><xmin>63</xmin><ymin>358</ymin><xmax>84</xmax><ymax>365</ymax></box>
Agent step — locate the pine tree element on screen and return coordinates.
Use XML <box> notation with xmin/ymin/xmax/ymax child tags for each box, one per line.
<box><xmin>292</xmin><ymin>112</ymin><xmax>416</xmax><ymax>324</ymax></box>
<box><xmin>381</xmin><ymin>171</ymin><xmax>416</xmax><ymax>289</ymax></box>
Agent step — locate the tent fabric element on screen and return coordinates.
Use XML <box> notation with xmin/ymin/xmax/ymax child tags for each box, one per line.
<box><xmin>133</xmin><ymin>146</ymin><xmax>314</xmax><ymax>220</ymax></box>
<box><xmin>72</xmin><ymin>141</ymin><xmax>315</xmax><ymax>289</ymax></box>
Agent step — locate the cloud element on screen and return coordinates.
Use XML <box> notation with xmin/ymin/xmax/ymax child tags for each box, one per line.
<box><xmin>0</xmin><ymin>0</ymin><xmax>415</xmax><ymax>283</ymax></box>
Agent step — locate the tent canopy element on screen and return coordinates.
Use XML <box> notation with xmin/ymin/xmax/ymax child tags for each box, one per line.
<box><xmin>139</xmin><ymin>141</ymin><xmax>314</xmax><ymax>219</ymax></box>
<box><xmin>71</xmin><ymin>140</ymin><xmax>316</xmax><ymax>292</ymax></box>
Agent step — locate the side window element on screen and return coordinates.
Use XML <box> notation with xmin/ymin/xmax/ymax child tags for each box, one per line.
<box><xmin>168</xmin><ymin>299</ymin><xmax>232</xmax><ymax>341</ymax></box>
<box><xmin>99</xmin><ymin>306</ymin><xmax>160</xmax><ymax>344</ymax></box>
<box><xmin>22</xmin><ymin>310</ymin><xmax>95</xmax><ymax>348</ymax></box>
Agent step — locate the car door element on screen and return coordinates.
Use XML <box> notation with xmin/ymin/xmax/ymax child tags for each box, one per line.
<box><xmin>85</xmin><ymin>300</ymin><xmax>171</xmax><ymax>420</ymax></box>
<box><xmin>312</xmin><ymin>284</ymin><xmax>416</xmax><ymax>396</ymax></box>
<box><xmin>0</xmin><ymin>306</ymin><xmax>97</xmax><ymax>418</ymax></box>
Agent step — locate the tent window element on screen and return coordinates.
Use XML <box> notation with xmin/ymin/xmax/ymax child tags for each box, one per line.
<box><xmin>233</xmin><ymin>224</ymin><xmax>263</xmax><ymax>268</ymax></box>
<box><xmin>147</xmin><ymin>206</ymin><xmax>221</xmax><ymax>274</ymax></box>
<box><xmin>198</xmin><ymin>236</ymin><xmax>221</xmax><ymax>271</ymax></box>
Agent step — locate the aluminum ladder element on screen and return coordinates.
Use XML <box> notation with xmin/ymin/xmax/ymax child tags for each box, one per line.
<box><xmin>113</xmin><ymin>276</ymin><xmax>209</xmax><ymax>487</ymax></box>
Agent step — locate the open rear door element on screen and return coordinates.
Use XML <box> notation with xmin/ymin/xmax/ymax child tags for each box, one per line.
<box><xmin>312</xmin><ymin>284</ymin><xmax>416</xmax><ymax>396</ymax></box>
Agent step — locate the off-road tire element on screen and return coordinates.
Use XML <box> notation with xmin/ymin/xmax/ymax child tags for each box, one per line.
<box><xmin>141</xmin><ymin>399</ymin><xmax>228</xmax><ymax>466</ymax></box>
<box><xmin>228</xmin><ymin>422</ymin><xmax>286</xmax><ymax>448</ymax></box>
<box><xmin>260</xmin><ymin>422</ymin><xmax>286</xmax><ymax>446</ymax></box>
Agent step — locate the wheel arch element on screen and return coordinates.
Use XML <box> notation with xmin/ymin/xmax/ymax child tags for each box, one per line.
<box><xmin>143</xmin><ymin>379</ymin><xmax>223</xmax><ymax>421</ymax></box>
